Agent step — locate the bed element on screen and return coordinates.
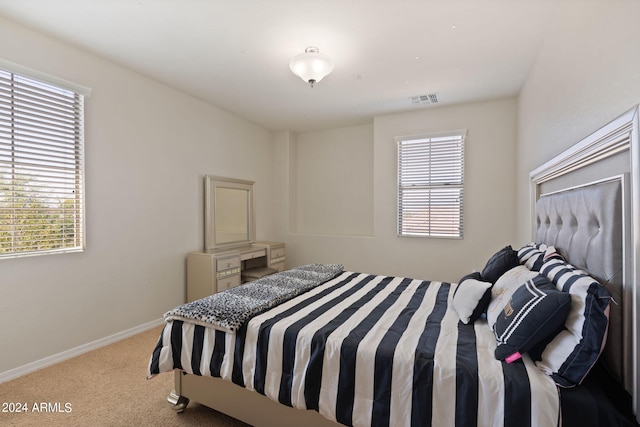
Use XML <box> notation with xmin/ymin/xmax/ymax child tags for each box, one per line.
<box><xmin>147</xmin><ymin>105</ymin><xmax>640</xmax><ymax>427</ymax></box>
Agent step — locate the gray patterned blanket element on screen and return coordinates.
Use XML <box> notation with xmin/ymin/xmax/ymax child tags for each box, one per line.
<box><xmin>164</xmin><ymin>264</ymin><xmax>344</xmax><ymax>333</ymax></box>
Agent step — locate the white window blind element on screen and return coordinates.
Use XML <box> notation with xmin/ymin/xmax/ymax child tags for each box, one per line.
<box><xmin>396</xmin><ymin>131</ymin><xmax>465</xmax><ymax>239</ymax></box>
<box><xmin>0</xmin><ymin>67</ymin><xmax>85</xmax><ymax>258</ymax></box>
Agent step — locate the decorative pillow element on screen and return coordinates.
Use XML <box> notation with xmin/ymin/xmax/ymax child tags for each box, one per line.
<box><xmin>542</xmin><ymin>246</ymin><xmax>565</xmax><ymax>263</ymax></box>
<box><xmin>494</xmin><ymin>275</ymin><xmax>571</xmax><ymax>361</ymax></box>
<box><xmin>535</xmin><ymin>258</ymin><xmax>612</xmax><ymax>387</ymax></box>
<box><xmin>487</xmin><ymin>265</ymin><xmax>539</xmax><ymax>328</ymax></box>
<box><xmin>481</xmin><ymin>245</ymin><xmax>519</xmax><ymax>284</ymax></box>
<box><xmin>453</xmin><ymin>272</ymin><xmax>492</xmax><ymax>324</ymax></box>
<box><xmin>518</xmin><ymin>243</ymin><xmax>565</xmax><ymax>271</ymax></box>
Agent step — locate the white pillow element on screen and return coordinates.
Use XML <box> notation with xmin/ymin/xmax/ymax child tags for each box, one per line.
<box><xmin>452</xmin><ymin>278</ymin><xmax>492</xmax><ymax>324</ymax></box>
<box><xmin>486</xmin><ymin>265</ymin><xmax>539</xmax><ymax>328</ymax></box>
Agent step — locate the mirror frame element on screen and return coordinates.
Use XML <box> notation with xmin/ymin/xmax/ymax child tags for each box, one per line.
<box><xmin>204</xmin><ymin>175</ymin><xmax>255</xmax><ymax>250</ymax></box>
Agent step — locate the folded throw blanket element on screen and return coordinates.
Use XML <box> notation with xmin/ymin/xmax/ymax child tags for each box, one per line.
<box><xmin>164</xmin><ymin>263</ymin><xmax>344</xmax><ymax>333</ymax></box>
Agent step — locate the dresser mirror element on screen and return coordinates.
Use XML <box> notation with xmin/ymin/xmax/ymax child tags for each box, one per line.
<box><xmin>204</xmin><ymin>175</ymin><xmax>255</xmax><ymax>250</ymax></box>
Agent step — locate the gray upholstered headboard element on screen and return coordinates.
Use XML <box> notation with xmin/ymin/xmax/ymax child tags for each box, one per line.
<box><xmin>530</xmin><ymin>106</ymin><xmax>638</xmax><ymax>421</ymax></box>
<box><xmin>535</xmin><ymin>178</ymin><xmax>627</xmax><ymax>390</ymax></box>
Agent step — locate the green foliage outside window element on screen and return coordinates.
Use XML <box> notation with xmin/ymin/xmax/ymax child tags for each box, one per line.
<box><xmin>0</xmin><ymin>173</ymin><xmax>79</xmax><ymax>254</ymax></box>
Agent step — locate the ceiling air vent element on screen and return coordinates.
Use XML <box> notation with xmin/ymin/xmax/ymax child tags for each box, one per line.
<box><xmin>410</xmin><ymin>92</ymin><xmax>439</xmax><ymax>106</ymax></box>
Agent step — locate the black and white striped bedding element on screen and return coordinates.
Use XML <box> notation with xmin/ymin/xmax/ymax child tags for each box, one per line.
<box><xmin>148</xmin><ymin>271</ymin><xmax>559</xmax><ymax>427</ymax></box>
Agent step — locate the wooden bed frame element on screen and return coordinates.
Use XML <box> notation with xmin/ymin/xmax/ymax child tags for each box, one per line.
<box><xmin>168</xmin><ymin>105</ymin><xmax>640</xmax><ymax>426</ymax></box>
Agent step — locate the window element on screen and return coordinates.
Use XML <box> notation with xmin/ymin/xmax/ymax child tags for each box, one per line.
<box><xmin>0</xmin><ymin>64</ymin><xmax>88</xmax><ymax>258</ymax></box>
<box><xmin>396</xmin><ymin>131</ymin><xmax>465</xmax><ymax>239</ymax></box>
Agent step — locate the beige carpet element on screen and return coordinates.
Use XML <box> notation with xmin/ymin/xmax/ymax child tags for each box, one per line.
<box><xmin>0</xmin><ymin>326</ymin><xmax>250</xmax><ymax>427</ymax></box>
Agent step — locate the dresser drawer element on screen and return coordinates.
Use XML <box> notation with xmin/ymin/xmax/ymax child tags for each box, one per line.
<box><xmin>271</xmin><ymin>246</ymin><xmax>285</xmax><ymax>259</ymax></box>
<box><xmin>216</xmin><ymin>256</ymin><xmax>240</xmax><ymax>272</ymax></box>
<box><xmin>217</xmin><ymin>275</ymin><xmax>241</xmax><ymax>292</ymax></box>
<box><xmin>240</xmin><ymin>248</ymin><xmax>266</xmax><ymax>261</ymax></box>
<box><xmin>271</xmin><ymin>261</ymin><xmax>286</xmax><ymax>273</ymax></box>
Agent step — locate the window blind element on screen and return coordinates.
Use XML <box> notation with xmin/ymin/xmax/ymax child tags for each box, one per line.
<box><xmin>397</xmin><ymin>132</ymin><xmax>465</xmax><ymax>238</ymax></box>
<box><xmin>0</xmin><ymin>68</ymin><xmax>85</xmax><ymax>257</ymax></box>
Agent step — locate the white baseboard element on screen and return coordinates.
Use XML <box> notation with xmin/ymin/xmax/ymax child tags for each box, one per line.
<box><xmin>0</xmin><ymin>318</ymin><xmax>164</xmax><ymax>384</ymax></box>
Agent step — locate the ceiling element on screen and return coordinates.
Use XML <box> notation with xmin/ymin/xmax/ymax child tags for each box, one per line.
<box><xmin>0</xmin><ymin>0</ymin><xmax>564</xmax><ymax>132</ymax></box>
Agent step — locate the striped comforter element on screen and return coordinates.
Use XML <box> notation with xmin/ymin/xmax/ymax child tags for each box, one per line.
<box><xmin>148</xmin><ymin>271</ymin><xmax>560</xmax><ymax>427</ymax></box>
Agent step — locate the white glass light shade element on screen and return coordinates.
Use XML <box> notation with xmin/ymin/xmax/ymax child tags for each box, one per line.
<box><xmin>289</xmin><ymin>47</ymin><xmax>334</xmax><ymax>87</ymax></box>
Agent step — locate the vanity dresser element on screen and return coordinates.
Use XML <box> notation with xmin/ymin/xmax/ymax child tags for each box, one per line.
<box><xmin>186</xmin><ymin>175</ymin><xmax>285</xmax><ymax>302</ymax></box>
<box><xmin>186</xmin><ymin>241</ymin><xmax>286</xmax><ymax>302</ymax></box>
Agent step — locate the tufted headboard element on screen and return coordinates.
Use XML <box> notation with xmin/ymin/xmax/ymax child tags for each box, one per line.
<box><xmin>535</xmin><ymin>179</ymin><xmax>623</xmax><ymax>289</ymax></box>
<box><xmin>530</xmin><ymin>106</ymin><xmax>639</xmax><ymax>421</ymax></box>
<box><xmin>535</xmin><ymin>178</ymin><xmax>628</xmax><ymax>390</ymax></box>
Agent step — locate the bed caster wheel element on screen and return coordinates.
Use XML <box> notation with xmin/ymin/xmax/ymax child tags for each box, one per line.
<box><xmin>167</xmin><ymin>391</ymin><xmax>190</xmax><ymax>413</ymax></box>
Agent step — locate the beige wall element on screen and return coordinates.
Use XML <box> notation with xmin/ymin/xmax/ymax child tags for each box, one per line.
<box><xmin>0</xmin><ymin>17</ymin><xmax>275</xmax><ymax>374</ymax></box>
<box><xmin>290</xmin><ymin>124</ymin><xmax>374</xmax><ymax>236</ymax></box>
<box><xmin>279</xmin><ymin>97</ymin><xmax>518</xmax><ymax>283</ymax></box>
<box><xmin>516</xmin><ymin>0</ymin><xmax>640</xmax><ymax>244</ymax></box>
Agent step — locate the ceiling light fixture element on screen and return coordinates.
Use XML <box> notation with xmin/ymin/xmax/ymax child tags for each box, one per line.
<box><xmin>289</xmin><ymin>46</ymin><xmax>334</xmax><ymax>88</ymax></box>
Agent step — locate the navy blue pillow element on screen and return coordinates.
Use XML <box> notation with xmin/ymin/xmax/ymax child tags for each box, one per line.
<box><xmin>481</xmin><ymin>246</ymin><xmax>519</xmax><ymax>284</ymax></box>
<box><xmin>536</xmin><ymin>258</ymin><xmax>611</xmax><ymax>387</ymax></box>
<box><xmin>494</xmin><ymin>275</ymin><xmax>571</xmax><ymax>361</ymax></box>
<box><xmin>458</xmin><ymin>271</ymin><xmax>482</xmax><ymax>284</ymax></box>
